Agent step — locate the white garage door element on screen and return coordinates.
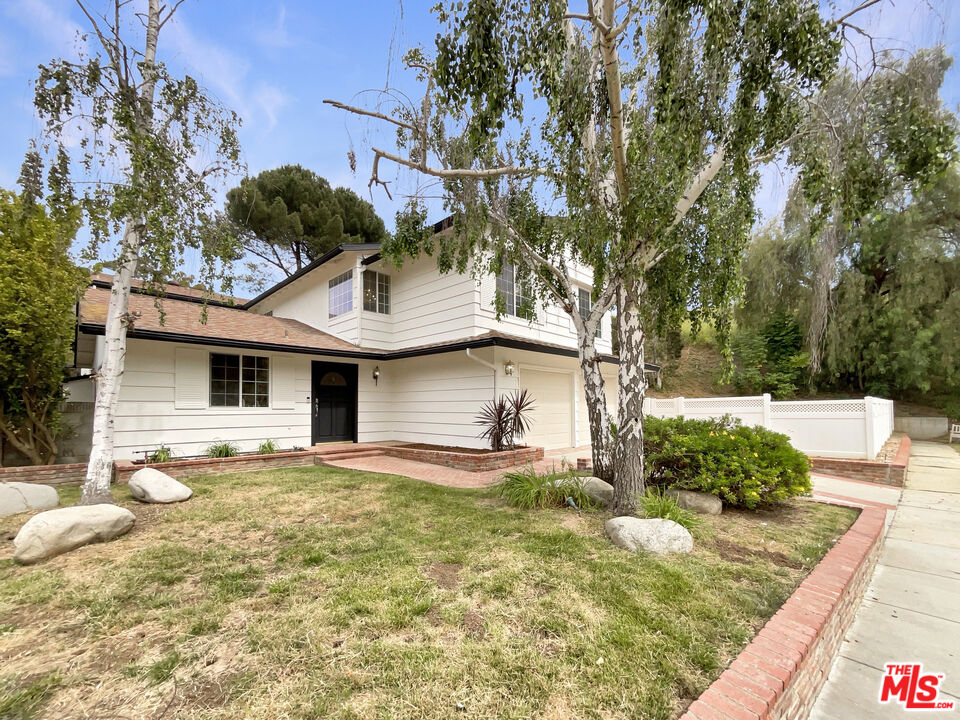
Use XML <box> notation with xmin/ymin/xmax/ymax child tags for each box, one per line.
<box><xmin>521</xmin><ymin>370</ymin><xmax>573</xmax><ymax>450</ymax></box>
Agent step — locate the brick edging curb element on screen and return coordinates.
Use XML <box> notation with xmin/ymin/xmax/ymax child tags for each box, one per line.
<box><xmin>809</xmin><ymin>435</ymin><xmax>911</xmax><ymax>487</ymax></box>
<box><xmin>680</xmin><ymin>501</ymin><xmax>887</xmax><ymax>720</ymax></box>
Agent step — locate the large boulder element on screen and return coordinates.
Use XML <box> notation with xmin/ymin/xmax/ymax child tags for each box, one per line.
<box><xmin>13</xmin><ymin>504</ymin><xmax>135</xmax><ymax>564</ymax></box>
<box><xmin>577</xmin><ymin>477</ymin><xmax>614</xmax><ymax>508</ymax></box>
<box><xmin>605</xmin><ymin>517</ymin><xmax>693</xmax><ymax>555</ymax></box>
<box><xmin>128</xmin><ymin>467</ymin><xmax>192</xmax><ymax>504</ymax></box>
<box><xmin>0</xmin><ymin>482</ymin><xmax>59</xmax><ymax>518</ymax></box>
<box><xmin>664</xmin><ymin>489</ymin><xmax>722</xmax><ymax>515</ymax></box>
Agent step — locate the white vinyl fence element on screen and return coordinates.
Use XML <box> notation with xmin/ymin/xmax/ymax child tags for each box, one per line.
<box><xmin>643</xmin><ymin>394</ymin><xmax>895</xmax><ymax>459</ymax></box>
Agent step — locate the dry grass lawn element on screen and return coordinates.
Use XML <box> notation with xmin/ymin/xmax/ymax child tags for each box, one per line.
<box><xmin>0</xmin><ymin>465</ymin><xmax>855</xmax><ymax>720</ymax></box>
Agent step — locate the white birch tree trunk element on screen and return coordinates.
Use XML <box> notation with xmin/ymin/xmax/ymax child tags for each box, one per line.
<box><xmin>577</xmin><ymin>333</ymin><xmax>614</xmax><ymax>481</ymax></box>
<box><xmin>81</xmin><ymin>221</ymin><xmax>140</xmax><ymax>504</ymax></box>
<box><xmin>80</xmin><ymin>0</ymin><xmax>161</xmax><ymax>504</ymax></box>
<box><xmin>611</xmin><ymin>277</ymin><xmax>648</xmax><ymax>514</ymax></box>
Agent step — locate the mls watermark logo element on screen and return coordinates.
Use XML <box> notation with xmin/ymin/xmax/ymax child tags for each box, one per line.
<box><xmin>880</xmin><ymin>664</ymin><xmax>955</xmax><ymax>711</ymax></box>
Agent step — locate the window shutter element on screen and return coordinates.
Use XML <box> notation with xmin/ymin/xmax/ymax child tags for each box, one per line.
<box><xmin>479</xmin><ymin>272</ymin><xmax>496</xmax><ymax>310</ymax></box>
<box><xmin>272</xmin><ymin>357</ymin><xmax>296</xmax><ymax>409</ymax></box>
<box><xmin>174</xmin><ymin>347</ymin><xmax>208</xmax><ymax>409</ymax></box>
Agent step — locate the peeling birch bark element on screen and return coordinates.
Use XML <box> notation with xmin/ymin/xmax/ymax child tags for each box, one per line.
<box><xmin>82</xmin><ymin>221</ymin><xmax>140</xmax><ymax>504</ymax></box>
<box><xmin>612</xmin><ymin>276</ymin><xmax>648</xmax><ymax>514</ymax></box>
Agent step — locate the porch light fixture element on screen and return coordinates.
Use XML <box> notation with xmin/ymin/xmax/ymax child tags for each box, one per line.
<box><xmin>503</xmin><ymin>360</ymin><xmax>515</xmax><ymax>376</ymax></box>
<box><xmin>372</xmin><ymin>366</ymin><xmax>380</xmax><ymax>385</ymax></box>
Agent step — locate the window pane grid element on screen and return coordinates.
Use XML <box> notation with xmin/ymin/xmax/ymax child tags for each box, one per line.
<box><xmin>497</xmin><ymin>263</ymin><xmax>535</xmax><ymax>321</ymax></box>
<box><xmin>363</xmin><ymin>271</ymin><xmax>391</xmax><ymax>314</ymax></box>
<box><xmin>329</xmin><ymin>270</ymin><xmax>353</xmax><ymax>318</ymax></box>
<box><xmin>210</xmin><ymin>353</ymin><xmax>269</xmax><ymax>407</ymax></box>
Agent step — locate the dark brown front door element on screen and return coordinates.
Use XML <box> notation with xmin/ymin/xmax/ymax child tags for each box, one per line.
<box><xmin>311</xmin><ymin>362</ymin><xmax>358</xmax><ymax>444</ymax></box>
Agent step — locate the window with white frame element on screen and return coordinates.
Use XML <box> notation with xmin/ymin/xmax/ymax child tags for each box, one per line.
<box><xmin>210</xmin><ymin>353</ymin><xmax>269</xmax><ymax>407</ymax></box>
<box><xmin>496</xmin><ymin>263</ymin><xmax>535</xmax><ymax>320</ymax></box>
<box><xmin>328</xmin><ymin>270</ymin><xmax>353</xmax><ymax>318</ymax></box>
<box><xmin>578</xmin><ymin>287</ymin><xmax>602</xmax><ymax>338</ymax></box>
<box><xmin>362</xmin><ymin>270</ymin><xmax>391</xmax><ymax>314</ymax></box>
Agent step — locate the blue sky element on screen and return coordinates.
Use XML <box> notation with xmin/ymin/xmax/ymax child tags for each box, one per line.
<box><xmin>1</xmin><ymin>0</ymin><xmax>958</xmax><ymax>293</ymax></box>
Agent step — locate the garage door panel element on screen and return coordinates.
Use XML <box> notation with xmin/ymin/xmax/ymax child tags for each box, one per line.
<box><xmin>521</xmin><ymin>370</ymin><xmax>573</xmax><ymax>450</ymax></box>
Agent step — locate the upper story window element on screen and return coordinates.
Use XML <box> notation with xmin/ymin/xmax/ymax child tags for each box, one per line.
<box><xmin>363</xmin><ymin>270</ymin><xmax>391</xmax><ymax>314</ymax></box>
<box><xmin>328</xmin><ymin>270</ymin><xmax>353</xmax><ymax>318</ymax></box>
<box><xmin>578</xmin><ymin>287</ymin><xmax>602</xmax><ymax>338</ymax></box>
<box><xmin>210</xmin><ymin>353</ymin><xmax>269</xmax><ymax>407</ymax></box>
<box><xmin>496</xmin><ymin>263</ymin><xmax>536</xmax><ymax>321</ymax></box>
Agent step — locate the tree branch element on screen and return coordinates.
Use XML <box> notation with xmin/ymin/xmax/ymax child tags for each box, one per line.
<box><xmin>322</xmin><ymin>99</ymin><xmax>417</xmax><ymax>132</ymax></box>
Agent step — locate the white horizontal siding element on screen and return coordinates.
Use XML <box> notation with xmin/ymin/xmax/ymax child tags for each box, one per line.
<box><xmin>113</xmin><ymin>339</ymin><xmax>313</xmax><ymax>460</ymax></box>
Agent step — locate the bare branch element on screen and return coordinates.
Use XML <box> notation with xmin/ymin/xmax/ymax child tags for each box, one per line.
<box><xmin>833</xmin><ymin>0</ymin><xmax>883</xmax><ymax>27</ymax></box>
<box><xmin>322</xmin><ymin>99</ymin><xmax>417</xmax><ymax>133</ymax></box>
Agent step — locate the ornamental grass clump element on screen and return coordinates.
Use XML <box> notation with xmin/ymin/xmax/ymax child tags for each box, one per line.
<box><xmin>496</xmin><ymin>466</ymin><xmax>596</xmax><ymax>510</ymax></box>
<box><xmin>638</xmin><ymin>488</ymin><xmax>702</xmax><ymax>530</ymax></box>
<box><xmin>206</xmin><ymin>441</ymin><xmax>239</xmax><ymax>459</ymax></box>
<box><xmin>644</xmin><ymin>416</ymin><xmax>811</xmax><ymax>509</ymax></box>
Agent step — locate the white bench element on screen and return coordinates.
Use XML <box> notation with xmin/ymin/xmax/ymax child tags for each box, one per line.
<box><xmin>951</xmin><ymin>423</ymin><xmax>960</xmax><ymax>443</ymax></box>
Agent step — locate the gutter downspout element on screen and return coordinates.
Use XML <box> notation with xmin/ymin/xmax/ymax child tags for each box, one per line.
<box><xmin>465</xmin><ymin>348</ymin><xmax>497</xmax><ymax>401</ymax></box>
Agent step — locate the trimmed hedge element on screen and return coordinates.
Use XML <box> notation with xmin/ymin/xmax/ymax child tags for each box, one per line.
<box><xmin>644</xmin><ymin>415</ymin><xmax>811</xmax><ymax>509</ymax></box>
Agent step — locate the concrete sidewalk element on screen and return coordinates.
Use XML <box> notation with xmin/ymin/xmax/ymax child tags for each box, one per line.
<box><xmin>810</xmin><ymin>441</ymin><xmax>960</xmax><ymax>718</ymax></box>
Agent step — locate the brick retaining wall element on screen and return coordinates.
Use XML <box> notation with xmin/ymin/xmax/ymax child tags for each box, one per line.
<box><xmin>679</xmin><ymin>501</ymin><xmax>887</xmax><ymax>720</ymax></box>
<box><xmin>809</xmin><ymin>436</ymin><xmax>911</xmax><ymax>487</ymax></box>
<box><xmin>0</xmin><ymin>462</ymin><xmax>88</xmax><ymax>485</ymax></box>
<box><xmin>113</xmin><ymin>450</ymin><xmax>321</xmax><ymax>483</ymax></box>
<box><xmin>377</xmin><ymin>445</ymin><xmax>544</xmax><ymax>472</ymax></box>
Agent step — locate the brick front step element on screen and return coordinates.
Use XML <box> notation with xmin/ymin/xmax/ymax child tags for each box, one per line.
<box><xmin>315</xmin><ymin>450</ymin><xmax>385</xmax><ymax>462</ymax></box>
<box><xmin>678</xmin><ymin>499</ymin><xmax>887</xmax><ymax>720</ymax></box>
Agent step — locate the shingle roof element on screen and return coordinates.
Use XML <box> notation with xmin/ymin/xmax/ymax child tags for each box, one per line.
<box><xmin>79</xmin><ymin>286</ymin><xmax>363</xmax><ymax>354</ymax></box>
<box><xmin>89</xmin><ymin>273</ymin><xmax>248</xmax><ymax>306</ymax></box>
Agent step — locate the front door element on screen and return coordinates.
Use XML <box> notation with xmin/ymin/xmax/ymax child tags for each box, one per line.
<box><xmin>311</xmin><ymin>361</ymin><xmax>358</xmax><ymax>444</ymax></box>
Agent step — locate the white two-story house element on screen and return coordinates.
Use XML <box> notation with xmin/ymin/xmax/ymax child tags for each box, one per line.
<box><xmin>72</xmin><ymin>235</ymin><xmax>652</xmax><ymax>460</ymax></box>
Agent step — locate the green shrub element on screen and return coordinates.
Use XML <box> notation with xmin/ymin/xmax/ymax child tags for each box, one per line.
<box><xmin>257</xmin><ymin>439</ymin><xmax>280</xmax><ymax>455</ymax></box>
<box><xmin>638</xmin><ymin>488</ymin><xmax>702</xmax><ymax>530</ymax></box>
<box><xmin>206</xmin><ymin>441</ymin><xmax>239</xmax><ymax>459</ymax></box>
<box><xmin>496</xmin><ymin>466</ymin><xmax>596</xmax><ymax>510</ymax></box>
<box><xmin>644</xmin><ymin>415</ymin><xmax>810</xmax><ymax>509</ymax></box>
<box><xmin>148</xmin><ymin>445</ymin><xmax>175</xmax><ymax>463</ymax></box>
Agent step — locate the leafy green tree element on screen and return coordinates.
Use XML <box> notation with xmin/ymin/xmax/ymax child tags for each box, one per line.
<box><xmin>225</xmin><ymin>165</ymin><xmax>387</xmax><ymax>287</ymax></box>
<box><xmin>0</xmin><ymin>190</ymin><xmax>84</xmax><ymax>465</ymax></box>
<box><xmin>731</xmin><ymin>312</ymin><xmax>808</xmax><ymax>398</ymax></box>
<box><xmin>823</xmin><ymin>166</ymin><xmax>960</xmax><ymax>399</ymax></box>
<box><xmin>788</xmin><ymin>47</ymin><xmax>958</xmax><ymax>376</ymax></box>
<box><xmin>28</xmin><ymin>0</ymin><xmax>243</xmax><ymax>503</ymax></box>
<box><xmin>328</xmin><ymin>0</ymin><xmax>846</xmax><ymax>511</ymax></box>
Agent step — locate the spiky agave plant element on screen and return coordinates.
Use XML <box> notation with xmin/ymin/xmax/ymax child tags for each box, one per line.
<box><xmin>507</xmin><ymin>389</ymin><xmax>536</xmax><ymax>447</ymax></box>
<box><xmin>475</xmin><ymin>395</ymin><xmax>513</xmax><ymax>451</ymax></box>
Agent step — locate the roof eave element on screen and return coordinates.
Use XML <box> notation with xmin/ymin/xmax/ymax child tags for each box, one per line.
<box><xmin>242</xmin><ymin>243</ymin><xmax>382</xmax><ymax>310</ymax></box>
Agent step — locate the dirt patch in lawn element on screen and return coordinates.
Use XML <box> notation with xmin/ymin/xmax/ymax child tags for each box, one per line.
<box><xmin>424</xmin><ymin>561</ymin><xmax>462</xmax><ymax>589</ymax></box>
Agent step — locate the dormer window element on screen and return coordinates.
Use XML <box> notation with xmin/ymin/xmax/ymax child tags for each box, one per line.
<box><xmin>579</xmin><ymin>287</ymin><xmax>602</xmax><ymax>338</ymax></box>
<box><xmin>328</xmin><ymin>270</ymin><xmax>353</xmax><ymax>318</ymax></box>
<box><xmin>363</xmin><ymin>270</ymin><xmax>391</xmax><ymax>314</ymax></box>
<box><xmin>496</xmin><ymin>263</ymin><xmax>535</xmax><ymax>321</ymax></box>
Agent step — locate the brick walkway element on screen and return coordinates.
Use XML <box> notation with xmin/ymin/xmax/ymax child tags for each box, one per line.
<box><xmin>323</xmin><ymin>446</ymin><xmax>592</xmax><ymax>489</ymax></box>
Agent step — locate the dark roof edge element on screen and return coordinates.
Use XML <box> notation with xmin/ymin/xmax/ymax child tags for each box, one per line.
<box><xmin>242</xmin><ymin>243</ymin><xmax>382</xmax><ymax>309</ymax></box>
<box><xmin>89</xmin><ymin>279</ymin><xmax>244</xmax><ymax>309</ymax></box>
<box><xmin>77</xmin><ymin>322</ymin><xmax>659</xmax><ymax>370</ymax></box>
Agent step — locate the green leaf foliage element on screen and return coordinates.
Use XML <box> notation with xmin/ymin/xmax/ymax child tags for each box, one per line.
<box><xmin>0</xmin><ymin>190</ymin><xmax>84</xmax><ymax>465</ymax></box>
<box><xmin>225</xmin><ymin>165</ymin><xmax>387</xmax><ymax>286</ymax></box>
<box><xmin>385</xmin><ymin>0</ymin><xmax>840</xmax><ymax>343</ymax></box>
<box><xmin>638</xmin><ymin>489</ymin><xmax>702</xmax><ymax>531</ymax></box>
<box><xmin>27</xmin><ymin>8</ymin><xmax>244</xmax><ymax>297</ymax></box>
<box><xmin>644</xmin><ymin>416</ymin><xmax>811</xmax><ymax>509</ymax></box>
<box><xmin>496</xmin><ymin>466</ymin><xmax>598</xmax><ymax>510</ymax></box>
